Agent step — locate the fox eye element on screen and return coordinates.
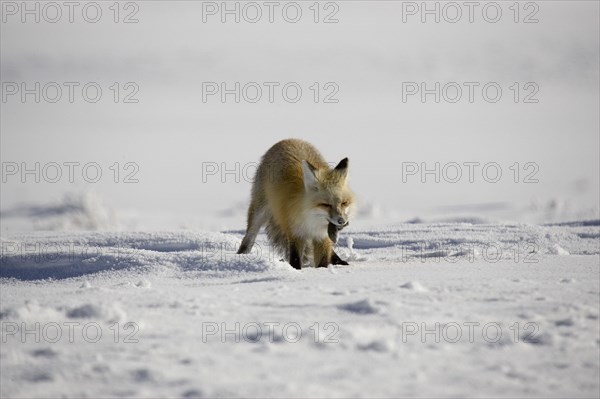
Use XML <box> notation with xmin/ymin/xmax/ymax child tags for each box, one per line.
<box><xmin>318</xmin><ymin>203</ymin><xmax>331</xmax><ymax>209</ymax></box>
<box><xmin>341</xmin><ymin>201</ymin><xmax>349</xmax><ymax>207</ymax></box>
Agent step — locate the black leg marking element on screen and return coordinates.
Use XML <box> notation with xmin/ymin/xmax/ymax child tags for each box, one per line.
<box><xmin>289</xmin><ymin>244</ymin><xmax>302</xmax><ymax>270</ymax></box>
<box><xmin>331</xmin><ymin>251</ymin><xmax>349</xmax><ymax>266</ymax></box>
<box><xmin>237</xmin><ymin>243</ymin><xmax>248</xmax><ymax>254</ymax></box>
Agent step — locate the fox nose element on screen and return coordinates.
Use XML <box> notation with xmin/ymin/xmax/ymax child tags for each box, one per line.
<box><xmin>337</xmin><ymin>218</ymin><xmax>347</xmax><ymax>226</ymax></box>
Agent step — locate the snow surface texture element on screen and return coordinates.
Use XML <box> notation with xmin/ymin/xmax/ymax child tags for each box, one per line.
<box><xmin>1</xmin><ymin>222</ymin><xmax>599</xmax><ymax>398</ymax></box>
<box><xmin>2</xmin><ymin>1</ymin><xmax>599</xmax><ymax>397</ymax></box>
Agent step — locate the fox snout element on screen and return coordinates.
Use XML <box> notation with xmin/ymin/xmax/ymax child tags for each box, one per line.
<box><xmin>329</xmin><ymin>216</ymin><xmax>349</xmax><ymax>227</ymax></box>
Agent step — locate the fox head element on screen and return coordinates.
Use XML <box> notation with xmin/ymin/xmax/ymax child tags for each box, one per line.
<box><xmin>302</xmin><ymin>158</ymin><xmax>355</xmax><ymax>228</ymax></box>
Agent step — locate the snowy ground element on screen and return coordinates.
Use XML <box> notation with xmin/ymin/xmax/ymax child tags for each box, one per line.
<box><xmin>1</xmin><ymin>222</ymin><xmax>599</xmax><ymax>398</ymax></box>
<box><xmin>1</xmin><ymin>2</ymin><xmax>599</xmax><ymax>397</ymax></box>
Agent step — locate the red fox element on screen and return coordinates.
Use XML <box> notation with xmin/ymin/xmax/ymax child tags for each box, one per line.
<box><xmin>237</xmin><ymin>139</ymin><xmax>355</xmax><ymax>269</ymax></box>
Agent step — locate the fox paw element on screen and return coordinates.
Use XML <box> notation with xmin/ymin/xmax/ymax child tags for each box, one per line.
<box><xmin>331</xmin><ymin>250</ymin><xmax>349</xmax><ymax>266</ymax></box>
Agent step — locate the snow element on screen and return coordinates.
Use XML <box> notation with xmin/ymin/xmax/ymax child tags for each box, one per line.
<box><xmin>1</xmin><ymin>1</ymin><xmax>599</xmax><ymax>396</ymax></box>
<box><xmin>1</xmin><ymin>222</ymin><xmax>599</xmax><ymax>398</ymax></box>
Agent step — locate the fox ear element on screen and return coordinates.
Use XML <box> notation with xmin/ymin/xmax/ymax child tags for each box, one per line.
<box><xmin>334</xmin><ymin>157</ymin><xmax>349</xmax><ymax>180</ymax></box>
<box><xmin>302</xmin><ymin>160</ymin><xmax>318</xmax><ymax>190</ymax></box>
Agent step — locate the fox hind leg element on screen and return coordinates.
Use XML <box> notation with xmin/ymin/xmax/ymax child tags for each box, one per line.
<box><xmin>237</xmin><ymin>203</ymin><xmax>268</xmax><ymax>254</ymax></box>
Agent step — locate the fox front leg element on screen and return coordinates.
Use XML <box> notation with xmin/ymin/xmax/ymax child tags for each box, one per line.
<box><xmin>313</xmin><ymin>239</ymin><xmax>350</xmax><ymax>267</ymax></box>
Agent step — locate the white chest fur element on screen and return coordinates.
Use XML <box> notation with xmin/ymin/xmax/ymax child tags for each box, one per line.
<box><xmin>292</xmin><ymin>209</ymin><xmax>329</xmax><ymax>240</ymax></box>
